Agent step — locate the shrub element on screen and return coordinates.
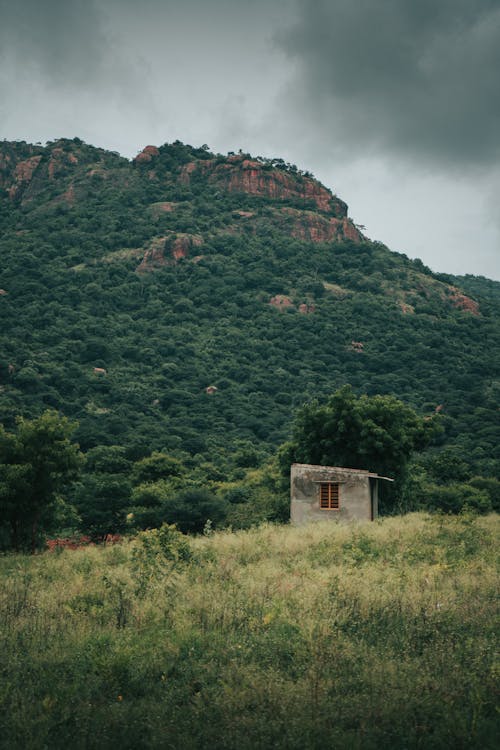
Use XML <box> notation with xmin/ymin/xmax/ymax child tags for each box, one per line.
<box><xmin>424</xmin><ymin>482</ymin><xmax>492</xmax><ymax>514</ymax></box>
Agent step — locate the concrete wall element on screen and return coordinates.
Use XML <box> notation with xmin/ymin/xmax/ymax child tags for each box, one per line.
<box><xmin>290</xmin><ymin>463</ymin><xmax>376</xmax><ymax>525</ymax></box>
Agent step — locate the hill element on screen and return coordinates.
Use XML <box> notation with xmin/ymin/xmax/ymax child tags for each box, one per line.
<box><xmin>0</xmin><ymin>138</ymin><xmax>499</xmax><ymax>531</ymax></box>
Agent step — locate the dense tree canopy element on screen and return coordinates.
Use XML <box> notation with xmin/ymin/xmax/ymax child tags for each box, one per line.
<box><xmin>0</xmin><ymin>411</ymin><xmax>83</xmax><ymax>550</ymax></box>
<box><xmin>280</xmin><ymin>386</ymin><xmax>438</xmax><ymax>511</ymax></box>
<box><xmin>0</xmin><ymin>138</ymin><xmax>498</xmax><ymax>536</ymax></box>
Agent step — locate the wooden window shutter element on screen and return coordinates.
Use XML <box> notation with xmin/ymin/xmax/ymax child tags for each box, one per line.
<box><xmin>320</xmin><ymin>483</ymin><xmax>340</xmax><ymax>510</ymax></box>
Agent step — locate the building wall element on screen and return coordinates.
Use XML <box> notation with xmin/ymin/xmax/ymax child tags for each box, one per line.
<box><xmin>290</xmin><ymin>463</ymin><xmax>376</xmax><ymax>525</ymax></box>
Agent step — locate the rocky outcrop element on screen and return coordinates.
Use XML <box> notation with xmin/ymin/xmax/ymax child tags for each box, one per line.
<box><xmin>269</xmin><ymin>295</ymin><xmax>314</xmax><ymax>313</ymax></box>
<box><xmin>180</xmin><ymin>155</ymin><xmax>348</xmax><ymax>216</ymax></box>
<box><xmin>0</xmin><ymin>146</ymin><xmax>41</xmax><ymax>195</ymax></box>
<box><xmin>6</xmin><ymin>156</ymin><xmax>43</xmax><ymax>200</ymax></box>
<box><xmin>171</xmin><ymin>234</ymin><xmax>203</xmax><ymax>261</ymax></box>
<box><xmin>269</xmin><ymin>295</ymin><xmax>294</xmax><ymax>310</ymax></box>
<box><xmin>277</xmin><ymin>208</ymin><xmax>363</xmax><ymax>243</ymax></box>
<box><xmin>399</xmin><ymin>301</ymin><xmax>415</xmax><ymax>315</ymax></box>
<box><xmin>47</xmin><ymin>147</ymin><xmax>78</xmax><ymax>179</ymax></box>
<box><xmin>0</xmin><ymin>141</ymin><xmax>85</xmax><ymax>204</ymax></box>
<box><xmin>447</xmin><ymin>286</ymin><xmax>480</xmax><ymax>315</ymax></box>
<box><xmin>150</xmin><ymin>201</ymin><xmax>179</xmax><ymax>214</ymax></box>
<box><xmin>298</xmin><ymin>303</ymin><xmax>315</xmax><ymax>314</ymax></box>
<box><xmin>349</xmin><ymin>341</ymin><xmax>364</xmax><ymax>353</ymax></box>
<box><xmin>137</xmin><ymin>233</ymin><xmax>204</xmax><ymax>272</ymax></box>
<box><xmin>134</xmin><ymin>145</ymin><xmax>160</xmax><ymax>164</ymax></box>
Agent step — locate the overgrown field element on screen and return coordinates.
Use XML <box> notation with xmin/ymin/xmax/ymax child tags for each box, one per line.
<box><xmin>0</xmin><ymin>513</ymin><xmax>498</xmax><ymax>749</ymax></box>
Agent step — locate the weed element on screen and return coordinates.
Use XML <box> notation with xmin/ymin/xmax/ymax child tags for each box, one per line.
<box><xmin>0</xmin><ymin>513</ymin><xmax>497</xmax><ymax>749</ymax></box>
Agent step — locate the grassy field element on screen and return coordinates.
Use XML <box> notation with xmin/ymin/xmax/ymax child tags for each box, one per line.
<box><xmin>0</xmin><ymin>513</ymin><xmax>498</xmax><ymax>749</ymax></box>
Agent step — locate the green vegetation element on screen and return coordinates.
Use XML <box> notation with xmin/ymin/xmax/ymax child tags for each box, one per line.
<box><xmin>280</xmin><ymin>385</ymin><xmax>439</xmax><ymax>511</ymax></box>
<box><xmin>0</xmin><ymin>411</ymin><xmax>82</xmax><ymax>551</ymax></box>
<box><xmin>0</xmin><ymin>138</ymin><xmax>499</xmax><ymax>541</ymax></box>
<box><xmin>0</xmin><ymin>514</ymin><xmax>497</xmax><ymax>748</ymax></box>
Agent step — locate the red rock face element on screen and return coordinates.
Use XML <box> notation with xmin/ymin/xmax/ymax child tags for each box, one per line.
<box><xmin>45</xmin><ymin>147</ymin><xmax>79</xmax><ymax>179</ymax></box>
<box><xmin>298</xmin><ymin>303</ymin><xmax>315</xmax><ymax>314</ymax></box>
<box><xmin>180</xmin><ymin>156</ymin><xmax>348</xmax><ymax>216</ymax></box>
<box><xmin>137</xmin><ymin>236</ymin><xmax>169</xmax><ymax>271</ymax></box>
<box><xmin>349</xmin><ymin>341</ymin><xmax>364</xmax><ymax>353</ymax></box>
<box><xmin>48</xmin><ymin>148</ymin><xmax>64</xmax><ymax>178</ymax></box>
<box><xmin>279</xmin><ymin>208</ymin><xmax>363</xmax><ymax>243</ymax></box>
<box><xmin>13</xmin><ymin>156</ymin><xmax>42</xmax><ymax>181</ymax></box>
<box><xmin>7</xmin><ymin>156</ymin><xmax>42</xmax><ymax>199</ymax></box>
<box><xmin>399</xmin><ymin>301</ymin><xmax>415</xmax><ymax>315</ymax></box>
<box><xmin>269</xmin><ymin>295</ymin><xmax>294</xmax><ymax>310</ymax></box>
<box><xmin>341</xmin><ymin>217</ymin><xmax>363</xmax><ymax>242</ymax></box>
<box><xmin>137</xmin><ymin>233</ymin><xmax>204</xmax><ymax>272</ymax></box>
<box><xmin>134</xmin><ymin>145</ymin><xmax>160</xmax><ymax>164</ymax></box>
<box><xmin>179</xmin><ymin>161</ymin><xmax>199</xmax><ymax>183</ymax></box>
<box><xmin>171</xmin><ymin>235</ymin><xmax>203</xmax><ymax>261</ymax></box>
<box><xmin>1</xmin><ymin>143</ymin><xmax>82</xmax><ymax>203</ymax></box>
<box><xmin>153</xmin><ymin>201</ymin><xmax>178</xmax><ymax>213</ymax></box>
<box><xmin>447</xmin><ymin>287</ymin><xmax>480</xmax><ymax>315</ymax></box>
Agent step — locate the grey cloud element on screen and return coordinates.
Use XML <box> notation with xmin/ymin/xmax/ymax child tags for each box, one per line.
<box><xmin>0</xmin><ymin>0</ymin><xmax>109</xmax><ymax>86</ymax></box>
<box><xmin>277</xmin><ymin>0</ymin><xmax>500</xmax><ymax>168</ymax></box>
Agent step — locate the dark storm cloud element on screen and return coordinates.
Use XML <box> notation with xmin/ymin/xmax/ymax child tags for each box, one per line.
<box><xmin>0</xmin><ymin>0</ymin><xmax>285</xmax><ymax>94</ymax></box>
<box><xmin>0</xmin><ymin>0</ymin><xmax>109</xmax><ymax>86</ymax></box>
<box><xmin>277</xmin><ymin>0</ymin><xmax>500</xmax><ymax>167</ymax></box>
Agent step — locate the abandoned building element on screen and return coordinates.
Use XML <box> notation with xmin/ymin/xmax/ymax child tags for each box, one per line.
<box><xmin>290</xmin><ymin>463</ymin><xmax>394</xmax><ymax>524</ymax></box>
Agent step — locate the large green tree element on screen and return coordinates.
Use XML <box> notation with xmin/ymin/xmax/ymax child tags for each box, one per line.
<box><xmin>0</xmin><ymin>411</ymin><xmax>83</xmax><ymax>551</ymax></box>
<box><xmin>280</xmin><ymin>385</ymin><xmax>437</xmax><ymax>512</ymax></box>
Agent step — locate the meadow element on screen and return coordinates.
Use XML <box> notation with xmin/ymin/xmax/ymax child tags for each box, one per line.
<box><xmin>0</xmin><ymin>513</ymin><xmax>498</xmax><ymax>749</ymax></box>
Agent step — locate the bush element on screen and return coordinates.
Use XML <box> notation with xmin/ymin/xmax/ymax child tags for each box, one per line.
<box><xmin>423</xmin><ymin>482</ymin><xmax>492</xmax><ymax>514</ymax></box>
<box><xmin>162</xmin><ymin>487</ymin><xmax>228</xmax><ymax>533</ymax></box>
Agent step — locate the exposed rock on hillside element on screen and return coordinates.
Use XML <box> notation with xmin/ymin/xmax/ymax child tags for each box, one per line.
<box><xmin>180</xmin><ymin>155</ymin><xmax>347</xmax><ymax>216</ymax></box>
<box><xmin>0</xmin><ymin>142</ymin><xmax>81</xmax><ymax>203</ymax></box>
<box><xmin>0</xmin><ymin>136</ymin><xmax>497</xmax><ymax>487</ymax></box>
<box><xmin>0</xmin><ymin>139</ymin><xmax>125</xmax><ymax>206</ymax></box>
<box><xmin>399</xmin><ymin>301</ymin><xmax>415</xmax><ymax>315</ymax></box>
<box><xmin>137</xmin><ymin>233</ymin><xmax>204</xmax><ymax>272</ymax></box>
<box><xmin>276</xmin><ymin>208</ymin><xmax>363</xmax><ymax>243</ymax></box>
<box><xmin>134</xmin><ymin>145</ymin><xmax>160</xmax><ymax>164</ymax></box>
<box><xmin>298</xmin><ymin>303</ymin><xmax>315</xmax><ymax>314</ymax></box>
<box><xmin>1</xmin><ymin>154</ymin><xmax>43</xmax><ymax>201</ymax></box>
<box><xmin>269</xmin><ymin>295</ymin><xmax>294</xmax><ymax>310</ymax></box>
<box><xmin>47</xmin><ymin>147</ymin><xmax>78</xmax><ymax>179</ymax></box>
<box><xmin>149</xmin><ymin>201</ymin><xmax>179</xmax><ymax>215</ymax></box>
<box><xmin>447</xmin><ymin>286</ymin><xmax>480</xmax><ymax>316</ymax></box>
<box><xmin>349</xmin><ymin>341</ymin><xmax>364</xmax><ymax>353</ymax></box>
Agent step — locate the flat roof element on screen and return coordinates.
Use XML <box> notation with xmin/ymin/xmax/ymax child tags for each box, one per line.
<box><xmin>291</xmin><ymin>463</ymin><xmax>394</xmax><ymax>482</ymax></box>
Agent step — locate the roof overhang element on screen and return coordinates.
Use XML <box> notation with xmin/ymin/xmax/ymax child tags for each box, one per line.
<box><xmin>291</xmin><ymin>463</ymin><xmax>394</xmax><ymax>482</ymax></box>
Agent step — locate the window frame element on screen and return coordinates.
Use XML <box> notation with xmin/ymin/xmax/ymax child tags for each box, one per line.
<box><xmin>319</xmin><ymin>482</ymin><xmax>340</xmax><ymax>511</ymax></box>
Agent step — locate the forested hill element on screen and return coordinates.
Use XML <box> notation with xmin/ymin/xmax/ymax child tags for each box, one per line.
<box><xmin>0</xmin><ymin>137</ymin><xmax>499</xmax><ymax>484</ymax></box>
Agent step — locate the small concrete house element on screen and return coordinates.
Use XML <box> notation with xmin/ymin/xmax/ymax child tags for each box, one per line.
<box><xmin>290</xmin><ymin>463</ymin><xmax>393</xmax><ymax>525</ymax></box>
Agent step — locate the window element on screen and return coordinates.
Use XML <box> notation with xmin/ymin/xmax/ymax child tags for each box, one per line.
<box><xmin>319</xmin><ymin>483</ymin><xmax>340</xmax><ymax>510</ymax></box>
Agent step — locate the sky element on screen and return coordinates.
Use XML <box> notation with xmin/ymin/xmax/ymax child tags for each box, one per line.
<box><xmin>1</xmin><ymin>0</ymin><xmax>499</xmax><ymax>280</ymax></box>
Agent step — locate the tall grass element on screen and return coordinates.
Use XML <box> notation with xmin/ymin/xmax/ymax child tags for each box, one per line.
<box><xmin>0</xmin><ymin>513</ymin><xmax>498</xmax><ymax>749</ymax></box>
